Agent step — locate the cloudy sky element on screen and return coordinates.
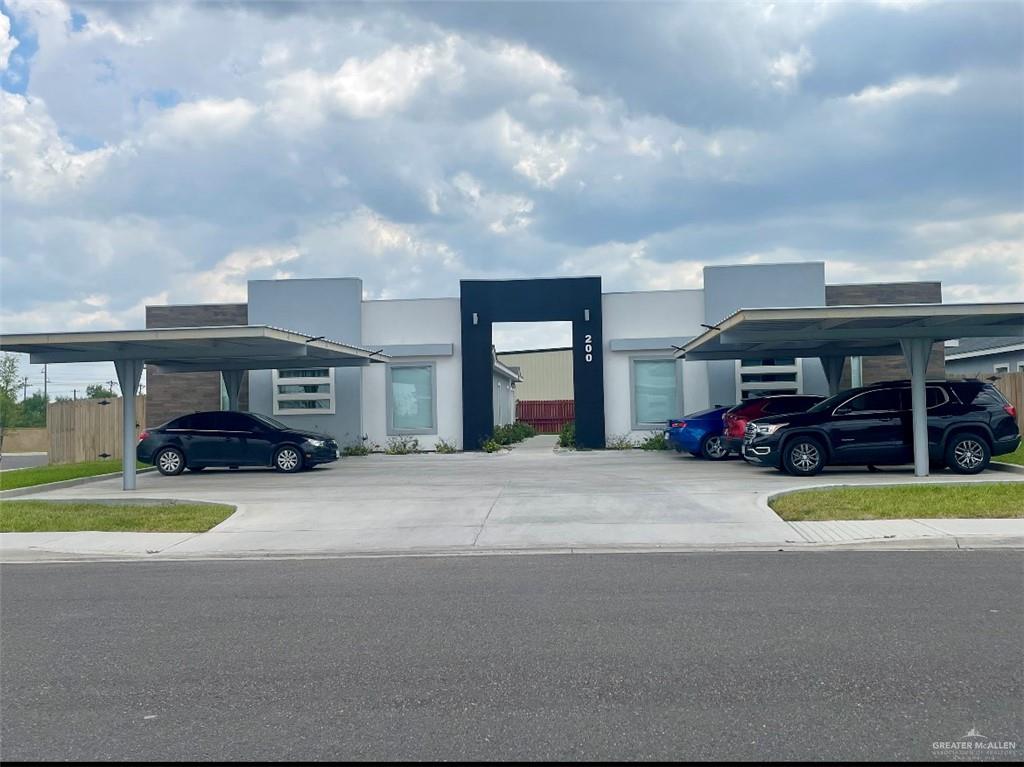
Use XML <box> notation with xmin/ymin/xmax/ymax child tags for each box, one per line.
<box><xmin>1</xmin><ymin>0</ymin><xmax>1022</xmax><ymax>397</ymax></box>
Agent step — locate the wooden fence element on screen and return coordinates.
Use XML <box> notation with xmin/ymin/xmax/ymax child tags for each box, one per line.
<box><xmin>516</xmin><ymin>399</ymin><xmax>574</xmax><ymax>434</ymax></box>
<box><xmin>47</xmin><ymin>396</ymin><xmax>147</xmax><ymax>465</ymax></box>
<box><xmin>990</xmin><ymin>372</ymin><xmax>1024</xmax><ymax>433</ymax></box>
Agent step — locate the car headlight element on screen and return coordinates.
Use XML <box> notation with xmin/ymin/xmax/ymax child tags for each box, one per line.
<box><xmin>306</xmin><ymin>438</ymin><xmax>326</xmax><ymax>448</ymax></box>
<box><xmin>753</xmin><ymin>423</ymin><xmax>788</xmax><ymax>436</ymax></box>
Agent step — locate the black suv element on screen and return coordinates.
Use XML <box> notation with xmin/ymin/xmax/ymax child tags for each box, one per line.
<box><xmin>742</xmin><ymin>380</ymin><xmax>1020</xmax><ymax>476</ymax></box>
<box><xmin>138</xmin><ymin>411</ymin><xmax>339</xmax><ymax>475</ymax></box>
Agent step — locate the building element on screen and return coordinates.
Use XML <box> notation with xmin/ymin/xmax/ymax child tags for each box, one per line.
<box><xmin>944</xmin><ymin>336</ymin><xmax>1024</xmax><ymax>377</ymax></box>
<box><xmin>145</xmin><ymin>262</ymin><xmax>945</xmax><ymax>449</ymax></box>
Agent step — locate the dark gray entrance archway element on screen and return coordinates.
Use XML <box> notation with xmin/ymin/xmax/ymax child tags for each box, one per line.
<box><xmin>460</xmin><ymin>277</ymin><xmax>606</xmax><ymax>450</ymax></box>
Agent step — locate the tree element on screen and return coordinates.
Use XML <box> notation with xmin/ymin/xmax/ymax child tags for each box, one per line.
<box><xmin>18</xmin><ymin>391</ymin><xmax>48</xmax><ymax>428</ymax></box>
<box><xmin>0</xmin><ymin>354</ymin><xmax>21</xmax><ymax>460</ymax></box>
<box><xmin>86</xmin><ymin>383</ymin><xmax>117</xmax><ymax>399</ymax></box>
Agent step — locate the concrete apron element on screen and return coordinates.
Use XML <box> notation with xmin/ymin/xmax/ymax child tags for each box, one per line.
<box><xmin>3</xmin><ymin>444</ymin><xmax>1023</xmax><ymax>561</ymax></box>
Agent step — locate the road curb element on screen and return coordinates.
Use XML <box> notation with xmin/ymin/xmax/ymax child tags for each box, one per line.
<box><xmin>0</xmin><ymin>468</ymin><xmax>158</xmax><ymax>499</ymax></box>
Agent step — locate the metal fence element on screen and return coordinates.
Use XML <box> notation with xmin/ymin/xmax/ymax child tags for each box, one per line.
<box><xmin>47</xmin><ymin>396</ymin><xmax>147</xmax><ymax>465</ymax></box>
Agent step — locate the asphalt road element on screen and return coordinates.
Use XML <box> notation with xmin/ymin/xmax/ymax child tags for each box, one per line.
<box><xmin>1</xmin><ymin>552</ymin><xmax>1021</xmax><ymax>761</ymax></box>
<box><xmin>0</xmin><ymin>454</ymin><xmax>48</xmax><ymax>471</ymax></box>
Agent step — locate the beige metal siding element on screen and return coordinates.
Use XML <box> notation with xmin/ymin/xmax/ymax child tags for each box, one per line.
<box><xmin>496</xmin><ymin>349</ymin><xmax>573</xmax><ymax>400</ymax></box>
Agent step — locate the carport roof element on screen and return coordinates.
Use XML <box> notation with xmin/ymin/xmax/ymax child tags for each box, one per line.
<box><xmin>676</xmin><ymin>303</ymin><xmax>1024</xmax><ymax>361</ymax></box>
<box><xmin>0</xmin><ymin>325</ymin><xmax>390</xmax><ymax>372</ymax></box>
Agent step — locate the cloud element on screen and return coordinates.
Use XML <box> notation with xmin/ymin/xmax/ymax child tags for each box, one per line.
<box><xmin>0</xmin><ymin>11</ymin><xmax>17</xmax><ymax>71</ymax></box>
<box><xmin>847</xmin><ymin>75</ymin><xmax>959</xmax><ymax>104</ymax></box>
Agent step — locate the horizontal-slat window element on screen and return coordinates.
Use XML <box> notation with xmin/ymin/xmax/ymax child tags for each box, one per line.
<box><xmin>273</xmin><ymin>368</ymin><xmax>335</xmax><ymax>415</ymax></box>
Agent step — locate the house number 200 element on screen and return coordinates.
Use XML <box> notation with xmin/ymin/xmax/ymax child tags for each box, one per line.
<box><xmin>584</xmin><ymin>334</ymin><xmax>593</xmax><ymax>363</ymax></box>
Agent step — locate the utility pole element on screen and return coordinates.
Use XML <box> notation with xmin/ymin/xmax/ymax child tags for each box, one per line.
<box><xmin>20</xmin><ymin>376</ymin><xmax>29</xmax><ymax>401</ymax></box>
<box><xmin>43</xmin><ymin>364</ymin><xmax>48</xmax><ymax>404</ymax></box>
<box><xmin>73</xmin><ymin>389</ymin><xmax>78</xmax><ymax>401</ymax></box>
<box><xmin>107</xmin><ymin>380</ymin><xmax>119</xmax><ymax>396</ymax></box>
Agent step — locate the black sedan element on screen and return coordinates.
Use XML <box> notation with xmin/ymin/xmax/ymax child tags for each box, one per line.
<box><xmin>138</xmin><ymin>411</ymin><xmax>339</xmax><ymax>475</ymax></box>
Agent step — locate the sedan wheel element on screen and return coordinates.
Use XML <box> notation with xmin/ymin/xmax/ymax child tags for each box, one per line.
<box><xmin>156</xmin><ymin>448</ymin><xmax>185</xmax><ymax>476</ymax></box>
<box><xmin>274</xmin><ymin>446</ymin><xmax>303</xmax><ymax>473</ymax></box>
<box><xmin>701</xmin><ymin>435</ymin><xmax>730</xmax><ymax>460</ymax></box>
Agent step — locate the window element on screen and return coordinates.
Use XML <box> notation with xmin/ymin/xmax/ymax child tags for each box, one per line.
<box><xmin>631</xmin><ymin>358</ymin><xmax>680</xmax><ymax>428</ymax></box>
<box><xmin>387</xmin><ymin>363</ymin><xmax>436</xmax><ymax>434</ymax></box>
<box><xmin>273</xmin><ymin>368</ymin><xmax>335</xmax><ymax>415</ymax></box>
<box><xmin>837</xmin><ymin>388</ymin><xmax>902</xmax><ymax>413</ymax></box>
<box><xmin>994</xmin><ymin>364</ymin><xmax>1010</xmax><ymax>374</ymax></box>
<box><xmin>736</xmin><ymin>358</ymin><xmax>801</xmax><ymax>400</ymax></box>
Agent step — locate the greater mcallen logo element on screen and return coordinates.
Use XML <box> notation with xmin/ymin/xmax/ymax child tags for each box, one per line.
<box><xmin>932</xmin><ymin>727</ymin><xmax>1018</xmax><ymax>757</ymax></box>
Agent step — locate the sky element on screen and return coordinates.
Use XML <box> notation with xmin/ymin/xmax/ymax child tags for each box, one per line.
<box><xmin>1</xmin><ymin>0</ymin><xmax>1022</xmax><ymax>398</ymax></box>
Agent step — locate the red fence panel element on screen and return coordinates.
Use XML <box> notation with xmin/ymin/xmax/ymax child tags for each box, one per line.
<box><xmin>516</xmin><ymin>399</ymin><xmax>575</xmax><ymax>434</ymax></box>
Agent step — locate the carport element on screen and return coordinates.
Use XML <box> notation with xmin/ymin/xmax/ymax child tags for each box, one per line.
<box><xmin>0</xmin><ymin>326</ymin><xmax>389</xmax><ymax>490</ymax></box>
<box><xmin>677</xmin><ymin>302</ymin><xmax>1024</xmax><ymax>476</ymax></box>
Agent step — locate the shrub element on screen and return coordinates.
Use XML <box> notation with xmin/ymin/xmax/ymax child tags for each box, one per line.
<box><xmin>481</xmin><ymin>438</ymin><xmax>503</xmax><ymax>453</ymax></box>
<box><xmin>342</xmin><ymin>444</ymin><xmax>370</xmax><ymax>457</ymax></box>
<box><xmin>637</xmin><ymin>431</ymin><xmax>669</xmax><ymax>451</ymax></box>
<box><xmin>434</xmin><ymin>438</ymin><xmax>458</xmax><ymax>454</ymax></box>
<box><xmin>558</xmin><ymin>421</ymin><xmax>576</xmax><ymax>448</ymax></box>
<box><xmin>492</xmin><ymin>421</ymin><xmax>538</xmax><ymax>446</ymax></box>
<box><xmin>605</xmin><ymin>434</ymin><xmax>635</xmax><ymax>450</ymax></box>
<box><xmin>384</xmin><ymin>436</ymin><xmax>420</xmax><ymax>455</ymax></box>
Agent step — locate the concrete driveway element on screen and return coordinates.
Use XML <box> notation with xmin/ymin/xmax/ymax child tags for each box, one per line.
<box><xmin>9</xmin><ymin>435</ymin><xmax>1023</xmax><ymax>558</ymax></box>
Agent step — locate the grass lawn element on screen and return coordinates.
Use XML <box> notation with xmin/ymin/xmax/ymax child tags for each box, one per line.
<box><xmin>995</xmin><ymin>442</ymin><xmax>1024</xmax><ymax>466</ymax></box>
<box><xmin>771</xmin><ymin>482</ymin><xmax>1024</xmax><ymax>521</ymax></box>
<box><xmin>0</xmin><ymin>500</ymin><xmax>235</xmax><ymax>532</ymax></box>
<box><xmin>0</xmin><ymin>460</ymin><xmax>148</xmax><ymax>491</ymax></box>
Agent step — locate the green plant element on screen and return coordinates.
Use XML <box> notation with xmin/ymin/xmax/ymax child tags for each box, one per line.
<box><xmin>384</xmin><ymin>435</ymin><xmax>420</xmax><ymax>455</ymax></box>
<box><xmin>605</xmin><ymin>434</ymin><xmax>636</xmax><ymax>450</ymax></box>
<box><xmin>434</xmin><ymin>437</ymin><xmax>458</xmax><ymax>454</ymax></box>
<box><xmin>480</xmin><ymin>438</ymin><xmax>503</xmax><ymax>453</ymax></box>
<box><xmin>637</xmin><ymin>431</ymin><xmax>669</xmax><ymax>451</ymax></box>
<box><xmin>558</xmin><ymin>421</ymin><xmax>575</xmax><ymax>448</ymax></box>
<box><xmin>342</xmin><ymin>444</ymin><xmax>371</xmax><ymax>457</ymax></box>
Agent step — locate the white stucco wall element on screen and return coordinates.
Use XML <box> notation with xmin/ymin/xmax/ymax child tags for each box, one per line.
<box><xmin>361</xmin><ymin>298</ymin><xmax>463</xmax><ymax>450</ymax></box>
<box><xmin>601</xmin><ymin>289</ymin><xmax>707</xmax><ymax>441</ymax></box>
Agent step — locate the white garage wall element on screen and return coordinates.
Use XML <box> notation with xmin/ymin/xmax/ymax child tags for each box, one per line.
<box><xmin>601</xmin><ymin>290</ymin><xmax>707</xmax><ymax>441</ymax></box>
<box><xmin>362</xmin><ymin>298</ymin><xmax>463</xmax><ymax>451</ymax></box>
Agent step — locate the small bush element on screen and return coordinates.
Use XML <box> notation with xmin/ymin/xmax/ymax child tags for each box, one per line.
<box><xmin>384</xmin><ymin>436</ymin><xmax>420</xmax><ymax>455</ymax></box>
<box><xmin>637</xmin><ymin>431</ymin><xmax>669</xmax><ymax>451</ymax></box>
<box><xmin>342</xmin><ymin>444</ymin><xmax>370</xmax><ymax>457</ymax></box>
<box><xmin>481</xmin><ymin>438</ymin><xmax>504</xmax><ymax>453</ymax></box>
<box><xmin>606</xmin><ymin>434</ymin><xmax>636</xmax><ymax>450</ymax></box>
<box><xmin>558</xmin><ymin>421</ymin><xmax>576</xmax><ymax>448</ymax></box>
<box><xmin>492</xmin><ymin>421</ymin><xmax>538</xmax><ymax>446</ymax></box>
<box><xmin>434</xmin><ymin>438</ymin><xmax>458</xmax><ymax>454</ymax></box>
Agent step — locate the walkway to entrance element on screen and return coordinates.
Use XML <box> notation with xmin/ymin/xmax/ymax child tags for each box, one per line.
<box><xmin>5</xmin><ymin>445</ymin><xmax>1022</xmax><ymax>559</ymax></box>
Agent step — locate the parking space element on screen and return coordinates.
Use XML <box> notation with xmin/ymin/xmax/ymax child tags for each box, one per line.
<box><xmin>18</xmin><ymin>438</ymin><xmax>1023</xmax><ymax>556</ymax></box>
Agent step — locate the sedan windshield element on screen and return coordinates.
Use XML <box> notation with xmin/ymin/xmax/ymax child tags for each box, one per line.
<box><xmin>249</xmin><ymin>413</ymin><xmax>290</xmax><ymax>431</ymax></box>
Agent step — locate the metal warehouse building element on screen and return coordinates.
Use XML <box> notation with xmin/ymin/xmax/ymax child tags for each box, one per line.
<box><xmin>144</xmin><ymin>262</ymin><xmax>947</xmax><ymax>451</ymax></box>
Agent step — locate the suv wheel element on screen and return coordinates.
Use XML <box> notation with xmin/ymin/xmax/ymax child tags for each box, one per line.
<box><xmin>274</xmin><ymin>445</ymin><xmax>304</xmax><ymax>473</ymax></box>
<box><xmin>700</xmin><ymin>434</ymin><xmax>730</xmax><ymax>460</ymax></box>
<box><xmin>783</xmin><ymin>437</ymin><xmax>825</xmax><ymax>476</ymax></box>
<box><xmin>945</xmin><ymin>433</ymin><xmax>990</xmax><ymax>475</ymax></box>
<box><xmin>156</xmin><ymin>447</ymin><xmax>186</xmax><ymax>476</ymax></box>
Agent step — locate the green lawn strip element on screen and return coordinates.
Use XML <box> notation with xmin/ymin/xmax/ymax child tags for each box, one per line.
<box><xmin>0</xmin><ymin>460</ymin><xmax>148</xmax><ymax>491</ymax></box>
<box><xmin>995</xmin><ymin>442</ymin><xmax>1024</xmax><ymax>466</ymax></box>
<box><xmin>0</xmin><ymin>500</ymin><xmax>235</xmax><ymax>533</ymax></box>
<box><xmin>771</xmin><ymin>483</ymin><xmax>1024</xmax><ymax>521</ymax></box>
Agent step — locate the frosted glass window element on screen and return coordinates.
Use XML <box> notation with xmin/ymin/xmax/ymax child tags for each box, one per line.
<box><xmin>633</xmin><ymin>359</ymin><xmax>678</xmax><ymax>426</ymax></box>
<box><xmin>390</xmin><ymin>365</ymin><xmax>435</xmax><ymax>432</ymax></box>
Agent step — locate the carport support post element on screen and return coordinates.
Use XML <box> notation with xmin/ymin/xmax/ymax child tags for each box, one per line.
<box><xmin>900</xmin><ymin>338</ymin><xmax>933</xmax><ymax>478</ymax></box>
<box><xmin>819</xmin><ymin>356</ymin><xmax>846</xmax><ymax>396</ymax></box>
<box><xmin>222</xmin><ymin>369</ymin><xmax>244</xmax><ymax>411</ymax></box>
<box><xmin>114</xmin><ymin>359</ymin><xmax>144</xmax><ymax>491</ymax></box>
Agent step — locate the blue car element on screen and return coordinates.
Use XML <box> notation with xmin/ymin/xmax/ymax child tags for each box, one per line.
<box><xmin>664</xmin><ymin>406</ymin><xmax>733</xmax><ymax>460</ymax></box>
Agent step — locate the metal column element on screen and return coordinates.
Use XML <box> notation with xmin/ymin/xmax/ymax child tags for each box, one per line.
<box><xmin>221</xmin><ymin>370</ymin><xmax>245</xmax><ymax>411</ymax></box>
<box><xmin>900</xmin><ymin>339</ymin><xmax>932</xmax><ymax>478</ymax></box>
<box><xmin>114</xmin><ymin>359</ymin><xmax>144</xmax><ymax>491</ymax></box>
<box><xmin>819</xmin><ymin>356</ymin><xmax>847</xmax><ymax>396</ymax></box>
